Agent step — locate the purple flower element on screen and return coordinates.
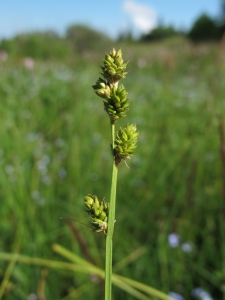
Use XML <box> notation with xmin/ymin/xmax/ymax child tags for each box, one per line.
<box><xmin>191</xmin><ymin>287</ymin><xmax>213</xmax><ymax>300</ymax></box>
<box><xmin>168</xmin><ymin>233</ymin><xmax>180</xmax><ymax>248</ymax></box>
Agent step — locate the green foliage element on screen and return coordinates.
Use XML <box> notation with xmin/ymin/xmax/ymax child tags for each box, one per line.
<box><xmin>188</xmin><ymin>14</ymin><xmax>221</xmax><ymax>41</ymax></box>
<box><xmin>0</xmin><ymin>31</ymin><xmax>73</xmax><ymax>59</ymax></box>
<box><xmin>140</xmin><ymin>26</ymin><xmax>182</xmax><ymax>42</ymax></box>
<box><xmin>220</xmin><ymin>0</ymin><xmax>225</xmax><ymax>24</ymax></box>
<box><xmin>66</xmin><ymin>24</ymin><xmax>112</xmax><ymax>52</ymax></box>
<box><xmin>117</xmin><ymin>31</ymin><xmax>134</xmax><ymax>43</ymax></box>
<box><xmin>0</xmin><ymin>41</ymin><xmax>225</xmax><ymax>299</ymax></box>
<box><xmin>0</xmin><ymin>25</ymin><xmax>113</xmax><ymax>60</ymax></box>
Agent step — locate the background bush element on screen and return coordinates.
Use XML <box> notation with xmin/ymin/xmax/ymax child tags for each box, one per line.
<box><xmin>188</xmin><ymin>14</ymin><xmax>221</xmax><ymax>41</ymax></box>
<box><xmin>140</xmin><ymin>25</ymin><xmax>182</xmax><ymax>42</ymax></box>
<box><xmin>65</xmin><ymin>24</ymin><xmax>112</xmax><ymax>52</ymax></box>
<box><xmin>0</xmin><ymin>31</ymin><xmax>73</xmax><ymax>59</ymax></box>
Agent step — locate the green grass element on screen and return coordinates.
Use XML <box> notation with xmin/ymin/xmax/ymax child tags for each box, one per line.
<box><xmin>0</xmin><ymin>40</ymin><xmax>225</xmax><ymax>299</ymax></box>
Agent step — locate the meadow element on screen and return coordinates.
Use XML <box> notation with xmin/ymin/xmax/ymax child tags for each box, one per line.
<box><xmin>0</xmin><ymin>39</ymin><xmax>225</xmax><ymax>300</ymax></box>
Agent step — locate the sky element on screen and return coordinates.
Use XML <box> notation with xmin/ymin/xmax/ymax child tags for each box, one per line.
<box><xmin>0</xmin><ymin>0</ymin><xmax>221</xmax><ymax>40</ymax></box>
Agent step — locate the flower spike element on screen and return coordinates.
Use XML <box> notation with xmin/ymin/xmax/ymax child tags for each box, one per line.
<box><xmin>92</xmin><ymin>48</ymin><xmax>129</xmax><ymax>122</ymax></box>
<box><xmin>114</xmin><ymin>124</ymin><xmax>138</xmax><ymax>165</ymax></box>
<box><xmin>103</xmin><ymin>84</ymin><xmax>129</xmax><ymax>122</ymax></box>
<box><xmin>86</xmin><ymin>48</ymin><xmax>138</xmax><ymax>299</ymax></box>
<box><xmin>84</xmin><ymin>194</ymin><xmax>109</xmax><ymax>234</ymax></box>
<box><xmin>101</xmin><ymin>48</ymin><xmax>128</xmax><ymax>84</ymax></box>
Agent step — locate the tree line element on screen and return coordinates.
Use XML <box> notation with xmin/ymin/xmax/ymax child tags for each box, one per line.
<box><xmin>0</xmin><ymin>12</ymin><xmax>224</xmax><ymax>60</ymax></box>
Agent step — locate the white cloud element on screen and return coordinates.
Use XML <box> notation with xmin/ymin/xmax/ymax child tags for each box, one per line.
<box><xmin>122</xmin><ymin>0</ymin><xmax>157</xmax><ymax>34</ymax></box>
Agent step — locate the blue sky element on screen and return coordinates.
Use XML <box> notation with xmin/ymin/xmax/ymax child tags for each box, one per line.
<box><xmin>0</xmin><ymin>0</ymin><xmax>221</xmax><ymax>40</ymax></box>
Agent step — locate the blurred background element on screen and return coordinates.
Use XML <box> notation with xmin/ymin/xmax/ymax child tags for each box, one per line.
<box><xmin>0</xmin><ymin>1</ymin><xmax>225</xmax><ymax>299</ymax></box>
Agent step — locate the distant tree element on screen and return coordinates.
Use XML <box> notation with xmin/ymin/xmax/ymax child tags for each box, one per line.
<box><xmin>188</xmin><ymin>14</ymin><xmax>221</xmax><ymax>42</ymax></box>
<box><xmin>117</xmin><ymin>30</ymin><xmax>134</xmax><ymax>42</ymax></box>
<box><xmin>140</xmin><ymin>25</ymin><xmax>181</xmax><ymax>42</ymax></box>
<box><xmin>219</xmin><ymin>0</ymin><xmax>225</xmax><ymax>36</ymax></box>
<box><xmin>66</xmin><ymin>24</ymin><xmax>111</xmax><ymax>52</ymax></box>
<box><xmin>221</xmin><ymin>0</ymin><xmax>225</xmax><ymax>22</ymax></box>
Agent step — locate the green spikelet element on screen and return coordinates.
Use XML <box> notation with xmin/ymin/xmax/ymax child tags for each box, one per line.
<box><xmin>92</xmin><ymin>48</ymin><xmax>129</xmax><ymax>122</ymax></box>
<box><xmin>84</xmin><ymin>194</ymin><xmax>109</xmax><ymax>234</ymax></box>
<box><xmin>103</xmin><ymin>84</ymin><xmax>129</xmax><ymax>122</ymax></box>
<box><xmin>92</xmin><ymin>78</ymin><xmax>111</xmax><ymax>99</ymax></box>
<box><xmin>101</xmin><ymin>48</ymin><xmax>128</xmax><ymax>84</ymax></box>
<box><xmin>114</xmin><ymin>124</ymin><xmax>138</xmax><ymax>164</ymax></box>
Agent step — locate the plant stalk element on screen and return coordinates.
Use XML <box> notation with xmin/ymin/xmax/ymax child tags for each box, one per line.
<box><xmin>105</xmin><ymin>121</ymin><xmax>118</xmax><ymax>300</ymax></box>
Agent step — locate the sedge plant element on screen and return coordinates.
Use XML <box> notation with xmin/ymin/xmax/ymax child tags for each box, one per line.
<box><xmin>84</xmin><ymin>48</ymin><xmax>138</xmax><ymax>300</ymax></box>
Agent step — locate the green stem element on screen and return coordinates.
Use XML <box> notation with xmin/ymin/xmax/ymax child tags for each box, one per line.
<box><xmin>105</xmin><ymin>121</ymin><xmax>118</xmax><ymax>300</ymax></box>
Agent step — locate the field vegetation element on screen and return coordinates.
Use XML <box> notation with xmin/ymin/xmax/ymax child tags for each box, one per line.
<box><xmin>0</xmin><ymin>34</ymin><xmax>225</xmax><ymax>299</ymax></box>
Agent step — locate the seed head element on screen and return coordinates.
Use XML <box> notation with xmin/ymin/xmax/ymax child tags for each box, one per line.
<box><xmin>114</xmin><ymin>124</ymin><xmax>138</xmax><ymax>164</ymax></box>
<box><xmin>104</xmin><ymin>84</ymin><xmax>129</xmax><ymax>122</ymax></box>
<box><xmin>84</xmin><ymin>194</ymin><xmax>109</xmax><ymax>234</ymax></box>
<box><xmin>101</xmin><ymin>48</ymin><xmax>128</xmax><ymax>84</ymax></box>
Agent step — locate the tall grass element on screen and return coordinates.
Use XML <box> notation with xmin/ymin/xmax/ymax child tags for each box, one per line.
<box><xmin>0</xmin><ymin>40</ymin><xmax>225</xmax><ymax>299</ymax></box>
